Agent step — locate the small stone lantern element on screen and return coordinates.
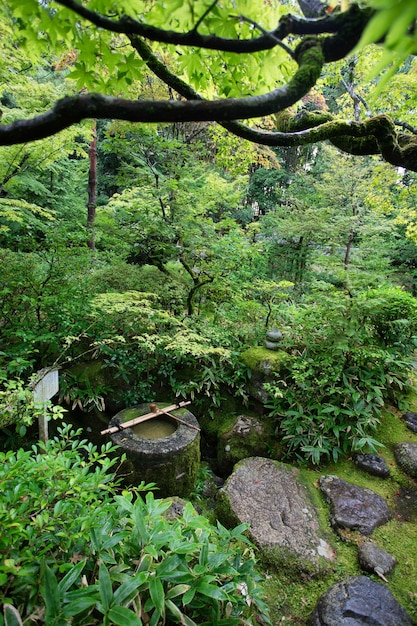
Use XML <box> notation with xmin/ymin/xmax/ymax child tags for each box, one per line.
<box><xmin>264</xmin><ymin>328</ymin><xmax>283</xmax><ymax>351</ymax></box>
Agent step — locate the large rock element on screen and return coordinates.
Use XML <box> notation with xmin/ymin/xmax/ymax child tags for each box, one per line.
<box><xmin>319</xmin><ymin>475</ymin><xmax>391</xmax><ymax>536</ymax></box>
<box><xmin>309</xmin><ymin>575</ymin><xmax>415</xmax><ymax>625</ymax></box>
<box><xmin>217</xmin><ymin>414</ymin><xmax>276</xmax><ymax>475</ymax></box>
<box><xmin>353</xmin><ymin>453</ymin><xmax>390</xmax><ymax>478</ymax></box>
<box><xmin>394</xmin><ymin>442</ymin><xmax>417</xmax><ymax>479</ymax></box>
<box><xmin>217</xmin><ymin>457</ymin><xmax>335</xmax><ymax>572</ymax></box>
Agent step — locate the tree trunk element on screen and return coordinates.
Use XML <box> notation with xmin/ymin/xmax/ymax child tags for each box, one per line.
<box><xmin>344</xmin><ymin>231</ymin><xmax>355</xmax><ymax>269</ymax></box>
<box><xmin>179</xmin><ymin>254</ymin><xmax>213</xmax><ymax>316</ymax></box>
<box><xmin>87</xmin><ymin>120</ymin><xmax>97</xmax><ymax>250</ymax></box>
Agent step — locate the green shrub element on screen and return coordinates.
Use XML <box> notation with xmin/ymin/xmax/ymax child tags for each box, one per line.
<box><xmin>359</xmin><ymin>285</ymin><xmax>417</xmax><ymax>349</ymax></box>
<box><xmin>264</xmin><ymin>287</ymin><xmax>417</xmax><ymax>465</ymax></box>
<box><xmin>0</xmin><ymin>425</ymin><xmax>270</xmax><ymax>626</ymax></box>
<box><xmin>89</xmin><ymin>262</ymin><xmax>188</xmax><ymax>316</ymax></box>
<box><xmin>0</xmin><ymin>377</ymin><xmax>65</xmax><ymax>433</ymax></box>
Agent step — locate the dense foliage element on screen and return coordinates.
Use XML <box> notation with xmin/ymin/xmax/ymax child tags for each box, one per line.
<box><xmin>265</xmin><ymin>285</ymin><xmax>417</xmax><ymax>464</ymax></box>
<box><xmin>0</xmin><ymin>425</ymin><xmax>270</xmax><ymax>626</ymax></box>
<box><xmin>2</xmin><ymin>124</ymin><xmax>417</xmax><ymax>463</ymax></box>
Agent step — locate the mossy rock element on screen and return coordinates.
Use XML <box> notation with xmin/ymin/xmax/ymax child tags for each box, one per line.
<box><xmin>217</xmin><ymin>413</ymin><xmax>279</xmax><ymax>475</ymax></box>
<box><xmin>216</xmin><ymin>457</ymin><xmax>336</xmax><ymax>575</ymax></box>
<box><xmin>240</xmin><ymin>347</ymin><xmax>293</xmax><ymax>374</ymax></box>
<box><xmin>240</xmin><ymin>347</ymin><xmax>293</xmax><ymax>403</ymax></box>
<box><xmin>394</xmin><ymin>442</ymin><xmax>417</xmax><ymax>479</ymax></box>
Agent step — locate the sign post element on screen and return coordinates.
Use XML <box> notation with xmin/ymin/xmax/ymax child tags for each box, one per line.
<box><xmin>33</xmin><ymin>368</ymin><xmax>59</xmax><ymax>443</ymax></box>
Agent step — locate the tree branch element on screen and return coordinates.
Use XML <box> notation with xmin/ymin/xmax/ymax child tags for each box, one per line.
<box><xmin>129</xmin><ymin>33</ymin><xmax>417</xmax><ymax>173</ymax></box>
<box><xmin>127</xmin><ymin>33</ymin><xmax>290</xmax><ymax>145</ymax></box>
<box><xmin>2</xmin><ymin>2</ymin><xmax>413</xmax><ymax>171</ymax></box>
<box><xmin>53</xmin><ymin>0</ymin><xmax>371</xmax><ymax>57</ymax></box>
<box><xmin>0</xmin><ymin>39</ymin><xmax>323</xmax><ymax>145</ymax></box>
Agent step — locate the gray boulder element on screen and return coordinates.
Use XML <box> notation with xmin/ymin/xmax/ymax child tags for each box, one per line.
<box><xmin>353</xmin><ymin>453</ymin><xmax>390</xmax><ymax>478</ymax></box>
<box><xmin>357</xmin><ymin>541</ymin><xmax>397</xmax><ymax>578</ymax></box>
<box><xmin>217</xmin><ymin>457</ymin><xmax>335</xmax><ymax>572</ymax></box>
<box><xmin>402</xmin><ymin>412</ymin><xmax>417</xmax><ymax>433</ymax></box>
<box><xmin>309</xmin><ymin>575</ymin><xmax>415</xmax><ymax>625</ymax></box>
<box><xmin>394</xmin><ymin>442</ymin><xmax>417</xmax><ymax>479</ymax></box>
<box><xmin>319</xmin><ymin>475</ymin><xmax>391</xmax><ymax>535</ymax></box>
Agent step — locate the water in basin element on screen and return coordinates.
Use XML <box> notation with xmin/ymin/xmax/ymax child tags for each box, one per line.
<box><xmin>132</xmin><ymin>417</ymin><xmax>177</xmax><ymax>439</ymax></box>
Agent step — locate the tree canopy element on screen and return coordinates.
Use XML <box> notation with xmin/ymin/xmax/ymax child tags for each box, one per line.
<box><xmin>1</xmin><ymin>0</ymin><xmax>417</xmax><ymax>170</ymax></box>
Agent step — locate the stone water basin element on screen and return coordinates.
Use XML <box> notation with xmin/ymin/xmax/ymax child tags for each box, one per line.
<box><xmin>108</xmin><ymin>403</ymin><xmax>200</xmax><ymax>497</ymax></box>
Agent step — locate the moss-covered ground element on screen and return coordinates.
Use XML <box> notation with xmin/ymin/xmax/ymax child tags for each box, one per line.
<box><xmin>259</xmin><ymin>402</ymin><xmax>417</xmax><ymax>624</ymax></box>
<box><xmin>51</xmin><ymin>386</ymin><xmax>417</xmax><ymax>623</ymax></box>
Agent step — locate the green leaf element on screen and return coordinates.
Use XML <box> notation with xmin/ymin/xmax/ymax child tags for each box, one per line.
<box><xmin>196</xmin><ymin>581</ymin><xmax>228</xmax><ymax>601</ymax></box>
<box><xmin>182</xmin><ymin>586</ymin><xmax>196</xmax><ymax>605</ymax></box>
<box><xmin>165</xmin><ymin>584</ymin><xmax>191</xmax><ymax>600</ymax></box>
<box><xmin>385</xmin><ymin>2</ymin><xmax>417</xmax><ymax>48</ymax></box>
<box><xmin>149</xmin><ymin>574</ymin><xmax>165</xmax><ymax>615</ymax></box>
<box><xmin>199</xmin><ymin>538</ymin><xmax>209</xmax><ymax>566</ymax></box>
<box><xmin>98</xmin><ymin>562</ymin><xmax>114</xmax><ymax>611</ymax></box>
<box><xmin>58</xmin><ymin>559</ymin><xmax>87</xmax><ymax>593</ymax></box>
<box><xmin>113</xmin><ymin>572</ymin><xmax>148</xmax><ymax>605</ymax></box>
<box><xmin>107</xmin><ymin>606</ymin><xmax>143</xmax><ymax>626</ymax></box>
<box><xmin>44</xmin><ymin>564</ymin><xmax>60</xmax><ymax>621</ymax></box>
<box><xmin>229</xmin><ymin>523</ymin><xmax>250</xmax><ymax>539</ymax></box>
<box><xmin>165</xmin><ymin>599</ymin><xmax>197</xmax><ymax>625</ymax></box>
<box><xmin>156</xmin><ymin>554</ymin><xmax>183</xmax><ymax>578</ymax></box>
<box><xmin>114</xmin><ymin>494</ymin><xmax>134</xmax><ymax>513</ymax></box>
<box><xmin>3</xmin><ymin>604</ymin><xmax>23</xmax><ymax>626</ymax></box>
<box><xmin>356</xmin><ymin>3</ymin><xmax>405</xmax><ymax>50</ymax></box>
<box><xmin>62</xmin><ymin>594</ymin><xmax>98</xmax><ymax>618</ymax></box>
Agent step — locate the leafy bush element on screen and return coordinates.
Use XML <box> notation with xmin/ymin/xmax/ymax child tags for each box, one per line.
<box><xmin>89</xmin><ymin>262</ymin><xmax>188</xmax><ymax>316</ymax></box>
<box><xmin>82</xmin><ymin>293</ymin><xmax>251</xmax><ymax>407</ymax></box>
<box><xmin>0</xmin><ymin>425</ymin><xmax>270</xmax><ymax>626</ymax></box>
<box><xmin>0</xmin><ymin>377</ymin><xmax>65</xmax><ymax>433</ymax></box>
<box><xmin>265</xmin><ymin>286</ymin><xmax>417</xmax><ymax>465</ymax></box>
<box><xmin>358</xmin><ymin>286</ymin><xmax>417</xmax><ymax>349</ymax></box>
<box><xmin>0</xmin><ymin>247</ymin><xmax>94</xmax><ymax>377</ymax></box>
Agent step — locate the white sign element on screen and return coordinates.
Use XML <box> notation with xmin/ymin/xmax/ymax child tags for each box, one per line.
<box><xmin>33</xmin><ymin>368</ymin><xmax>59</xmax><ymax>444</ymax></box>
<box><xmin>33</xmin><ymin>368</ymin><xmax>59</xmax><ymax>403</ymax></box>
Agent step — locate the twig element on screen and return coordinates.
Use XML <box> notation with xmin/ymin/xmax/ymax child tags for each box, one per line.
<box><xmin>192</xmin><ymin>0</ymin><xmax>219</xmax><ymax>33</ymax></box>
<box><xmin>158</xmin><ymin>408</ymin><xmax>201</xmax><ymax>431</ymax></box>
<box><xmin>235</xmin><ymin>14</ymin><xmax>296</xmax><ymax>60</ymax></box>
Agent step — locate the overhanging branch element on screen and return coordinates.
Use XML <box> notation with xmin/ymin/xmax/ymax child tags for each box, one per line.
<box><xmin>0</xmin><ymin>39</ymin><xmax>323</xmax><ymax>145</ymax></box>
<box><xmin>129</xmin><ymin>34</ymin><xmax>414</xmax><ymax>171</ymax></box>
<box><xmin>1</xmin><ymin>2</ymin><xmax>414</xmax><ymax>170</ymax></box>
<box><xmin>53</xmin><ymin>0</ymin><xmax>371</xmax><ymax>58</ymax></box>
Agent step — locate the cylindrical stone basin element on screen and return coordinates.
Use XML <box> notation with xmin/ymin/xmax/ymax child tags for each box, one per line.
<box><xmin>108</xmin><ymin>403</ymin><xmax>200</xmax><ymax>498</ymax></box>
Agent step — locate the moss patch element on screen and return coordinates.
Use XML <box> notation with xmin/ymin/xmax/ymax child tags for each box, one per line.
<box><xmin>198</xmin><ymin>408</ymin><xmax>237</xmax><ymax>440</ymax></box>
<box><xmin>240</xmin><ymin>346</ymin><xmax>292</xmax><ymax>374</ymax></box>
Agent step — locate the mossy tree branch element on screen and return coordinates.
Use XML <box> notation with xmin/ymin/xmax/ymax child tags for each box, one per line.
<box><xmin>1</xmin><ymin>1</ymin><xmax>416</xmax><ymax>171</ymax></box>
<box><xmin>0</xmin><ymin>39</ymin><xmax>324</xmax><ymax>145</ymax></box>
